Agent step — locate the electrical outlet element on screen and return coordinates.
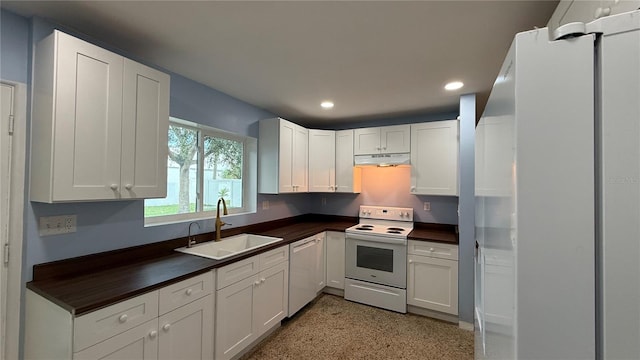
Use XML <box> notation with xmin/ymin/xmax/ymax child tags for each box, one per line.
<box><xmin>321</xmin><ymin>197</ymin><xmax>327</xmax><ymax>206</ymax></box>
<box><xmin>423</xmin><ymin>202</ymin><xmax>431</xmax><ymax>211</ymax></box>
<box><xmin>262</xmin><ymin>200</ymin><xmax>269</xmax><ymax>210</ymax></box>
<box><xmin>39</xmin><ymin>215</ymin><xmax>77</xmax><ymax>236</ymax></box>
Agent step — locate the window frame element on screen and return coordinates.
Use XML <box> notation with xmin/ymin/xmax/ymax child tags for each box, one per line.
<box><xmin>144</xmin><ymin>117</ymin><xmax>257</xmax><ymax>226</ymax></box>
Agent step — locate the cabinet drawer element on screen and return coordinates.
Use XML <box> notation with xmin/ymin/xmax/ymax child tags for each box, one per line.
<box><xmin>408</xmin><ymin>240</ymin><xmax>458</xmax><ymax>260</ymax></box>
<box><xmin>260</xmin><ymin>245</ymin><xmax>289</xmax><ymax>271</ymax></box>
<box><xmin>217</xmin><ymin>256</ymin><xmax>259</xmax><ymax>290</ymax></box>
<box><xmin>158</xmin><ymin>271</ymin><xmax>213</xmax><ymax>315</ymax></box>
<box><xmin>73</xmin><ymin>291</ymin><xmax>159</xmax><ymax>352</ymax></box>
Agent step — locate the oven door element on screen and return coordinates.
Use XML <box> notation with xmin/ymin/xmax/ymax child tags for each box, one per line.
<box><xmin>345</xmin><ymin>233</ymin><xmax>407</xmax><ymax>288</ymax></box>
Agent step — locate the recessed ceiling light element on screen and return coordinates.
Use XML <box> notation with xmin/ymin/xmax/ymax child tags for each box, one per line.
<box><xmin>320</xmin><ymin>101</ymin><xmax>334</xmax><ymax>109</ymax></box>
<box><xmin>444</xmin><ymin>81</ymin><xmax>464</xmax><ymax>91</ymax></box>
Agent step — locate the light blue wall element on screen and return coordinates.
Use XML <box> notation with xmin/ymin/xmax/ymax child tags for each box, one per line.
<box><xmin>22</xmin><ymin>16</ymin><xmax>311</xmax><ymax>280</ymax></box>
<box><xmin>1</xmin><ymin>10</ymin><xmax>29</xmax><ymax>83</ymax></box>
<box><xmin>458</xmin><ymin>93</ymin><xmax>476</xmax><ymax>324</ymax></box>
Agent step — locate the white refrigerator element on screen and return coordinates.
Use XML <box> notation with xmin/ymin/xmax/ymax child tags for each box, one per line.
<box><xmin>475</xmin><ymin>10</ymin><xmax>639</xmax><ymax>360</ymax></box>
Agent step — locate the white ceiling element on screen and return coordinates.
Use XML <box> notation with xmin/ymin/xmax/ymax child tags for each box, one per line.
<box><xmin>2</xmin><ymin>1</ymin><xmax>558</xmax><ymax>126</ymax></box>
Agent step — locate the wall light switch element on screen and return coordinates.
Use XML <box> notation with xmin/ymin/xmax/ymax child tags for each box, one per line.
<box><xmin>321</xmin><ymin>197</ymin><xmax>327</xmax><ymax>206</ymax></box>
<box><xmin>262</xmin><ymin>200</ymin><xmax>269</xmax><ymax>210</ymax></box>
<box><xmin>423</xmin><ymin>202</ymin><xmax>431</xmax><ymax>211</ymax></box>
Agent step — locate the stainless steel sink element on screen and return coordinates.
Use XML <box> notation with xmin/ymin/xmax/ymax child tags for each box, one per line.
<box><xmin>175</xmin><ymin>233</ymin><xmax>282</xmax><ymax>260</ymax></box>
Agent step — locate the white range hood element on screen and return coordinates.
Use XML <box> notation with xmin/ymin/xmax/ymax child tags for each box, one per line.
<box><xmin>354</xmin><ymin>153</ymin><xmax>410</xmax><ymax>167</ymax></box>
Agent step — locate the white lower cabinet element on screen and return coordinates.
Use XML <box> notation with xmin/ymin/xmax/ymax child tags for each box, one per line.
<box><xmin>407</xmin><ymin>240</ymin><xmax>459</xmax><ymax>315</ymax></box>
<box><xmin>25</xmin><ymin>271</ymin><xmax>214</xmax><ymax>360</ymax></box>
<box><xmin>215</xmin><ymin>246</ymin><xmax>289</xmax><ymax>360</ymax></box>
<box><xmin>325</xmin><ymin>231</ymin><xmax>345</xmax><ymax>289</ymax></box>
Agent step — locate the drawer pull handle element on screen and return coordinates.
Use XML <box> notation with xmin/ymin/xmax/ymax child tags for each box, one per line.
<box><xmin>163</xmin><ymin>324</ymin><xmax>171</xmax><ymax>332</ymax></box>
<box><xmin>185</xmin><ymin>288</ymin><xmax>193</xmax><ymax>296</ymax></box>
<box><xmin>149</xmin><ymin>330</ymin><xmax>157</xmax><ymax>339</ymax></box>
<box><xmin>118</xmin><ymin>314</ymin><xmax>128</xmax><ymax>323</ymax></box>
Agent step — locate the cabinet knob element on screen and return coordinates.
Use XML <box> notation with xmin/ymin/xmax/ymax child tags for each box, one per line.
<box><xmin>185</xmin><ymin>288</ymin><xmax>193</xmax><ymax>296</ymax></box>
<box><xmin>254</xmin><ymin>280</ymin><xmax>261</xmax><ymax>286</ymax></box>
<box><xmin>382</xmin><ymin>147</ymin><xmax>387</xmax><ymax>150</ymax></box>
<box><xmin>149</xmin><ymin>330</ymin><xmax>158</xmax><ymax>339</ymax></box>
<box><xmin>410</xmin><ymin>187</ymin><xmax>416</xmax><ymax>192</ymax></box>
<box><xmin>125</xmin><ymin>184</ymin><xmax>133</xmax><ymax>190</ymax></box>
<box><xmin>110</xmin><ymin>184</ymin><xmax>119</xmax><ymax>191</ymax></box>
<box><xmin>409</xmin><ymin>259</ymin><xmax>413</xmax><ymax>263</ymax></box>
<box><xmin>261</xmin><ymin>277</ymin><xmax>266</xmax><ymax>283</ymax></box>
<box><xmin>162</xmin><ymin>324</ymin><xmax>171</xmax><ymax>332</ymax></box>
<box><xmin>429</xmin><ymin>248</ymin><xmax>435</xmax><ymax>252</ymax></box>
<box><xmin>118</xmin><ymin>314</ymin><xmax>128</xmax><ymax>323</ymax></box>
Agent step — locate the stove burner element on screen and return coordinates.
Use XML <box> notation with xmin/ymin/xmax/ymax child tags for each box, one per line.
<box><xmin>387</xmin><ymin>227</ymin><xmax>406</xmax><ymax>232</ymax></box>
<box><xmin>355</xmin><ymin>227</ymin><xmax>373</xmax><ymax>231</ymax></box>
<box><xmin>387</xmin><ymin>230</ymin><xmax>402</xmax><ymax>234</ymax></box>
<box><xmin>359</xmin><ymin>225</ymin><xmax>374</xmax><ymax>228</ymax></box>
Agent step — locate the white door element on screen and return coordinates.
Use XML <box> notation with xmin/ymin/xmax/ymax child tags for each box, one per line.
<box><xmin>254</xmin><ymin>261</ymin><xmax>288</xmax><ymax>337</ymax></box>
<box><xmin>158</xmin><ymin>295</ymin><xmax>213</xmax><ymax>360</ymax></box>
<box><xmin>278</xmin><ymin>120</ymin><xmax>295</xmax><ymax>193</ymax></box>
<box><xmin>0</xmin><ymin>83</ymin><xmax>13</xmax><ymax>360</ymax></box>
<box><xmin>292</xmin><ymin>124</ymin><xmax>308</xmax><ymax>192</ymax></box>
<box><xmin>335</xmin><ymin>130</ymin><xmax>360</xmax><ymax>193</ymax></box>
<box><xmin>121</xmin><ymin>59</ymin><xmax>169</xmax><ymax>199</ymax></box>
<box><xmin>380</xmin><ymin>125</ymin><xmax>410</xmax><ymax>153</ymax></box>
<box><xmin>407</xmin><ymin>254</ymin><xmax>458</xmax><ymax>315</ymax></box>
<box><xmin>215</xmin><ymin>276</ymin><xmax>256</xmax><ymax>360</ymax></box>
<box><xmin>54</xmin><ymin>31</ymin><xmax>124</xmax><ymax>201</ymax></box>
<box><xmin>353</xmin><ymin>127</ymin><xmax>380</xmax><ymax>155</ymax></box>
<box><xmin>308</xmin><ymin>129</ymin><xmax>335</xmax><ymax>192</ymax></box>
<box><xmin>325</xmin><ymin>232</ymin><xmax>345</xmax><ymax>289</ymax></box>
<box><xmin>410</xmin><ymin>120</ymin><xmax>459</xmax><ymax>196</ymax></box>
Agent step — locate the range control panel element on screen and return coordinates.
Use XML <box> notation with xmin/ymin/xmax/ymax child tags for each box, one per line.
<box><xmin>359</xmin><ymin>205</ymin><xmax>413</xmax><ymax>222</ymax></box>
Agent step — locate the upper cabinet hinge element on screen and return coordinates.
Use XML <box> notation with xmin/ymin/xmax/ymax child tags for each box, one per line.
<box><xmin>8</xmin><ymin>115</ymin><xmax>15</xmax><ymax>135</ymax></box>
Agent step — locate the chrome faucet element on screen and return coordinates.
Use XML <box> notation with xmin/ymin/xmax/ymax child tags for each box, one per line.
<box><xmin>187</xmin><ymin>221</ymin><xmax>201</xmax><ymax>248</ymax></box>
<box><xmin>215</xmin><ymin>197</ymin><xmax>230</xmax><ymax>241</ymax></box>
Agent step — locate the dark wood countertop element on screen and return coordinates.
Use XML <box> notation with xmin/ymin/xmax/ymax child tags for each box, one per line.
<box><xmin>27</xmin><ymin>214</ymin><xmax>457</xmax><ymax>315</ymax></box>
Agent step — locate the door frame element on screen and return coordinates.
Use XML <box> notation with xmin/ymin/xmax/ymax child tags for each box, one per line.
<box><xmin>0</xmin><ymin>81</ymin><xmax>26</xmax><ymax>360</ymax></box>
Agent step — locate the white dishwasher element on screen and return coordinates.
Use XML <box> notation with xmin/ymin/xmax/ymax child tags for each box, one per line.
<box><xmin>288</xmin><ymin>235</ymin><xmax>320</xmax><ymax>317</ymax></box>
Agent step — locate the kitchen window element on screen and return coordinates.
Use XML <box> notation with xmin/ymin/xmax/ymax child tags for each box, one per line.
<box><xmin>144</xmin><ymin>117</ymin><xmax>257</xmax><ymax>225</ymax></box>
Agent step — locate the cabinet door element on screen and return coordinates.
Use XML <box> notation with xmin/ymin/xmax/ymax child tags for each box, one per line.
<box><xmin>278</xmin><ymin>120</ymin><xmax>295</xmax><ymax>193</ymax></box>
<box><xmin>410</xmin><ymin>120</ymin><xmax>459</xmax><ymax>196</ymax></box>
<box><xmin>254</xmin><ymin>261</ymin><xmax>289</xmax><ymax>337</ymax></box>
<box><xmin>215</xmin><ymin>276</ymin><xmax>256</xmax><ymax>360</ymax></box>
<box><xmin>315</xmin><ymin>234</ymin><xmax>326</xmax><ymax>292</ymax></box>
<box><xmin>308</xmin><ymin>130</ymin><xmax>336</xmax><ymax>192</ymax></box>
<box><xmin>380</xmin><ymin>125</ymin><xmax>410</xmax><ymax>153</ymax></box>
<box><xmin>325</xmin><ymin>232</ymin><xmax>345</xmax><ymax>289</ymax></box>
<box><xmin>121</xmin><ymin>59</ymin><xmax>169</xmax><ymax>199</ymax></box>
<box><xmin>335</xmin><ymin>130</ymin><xmax>361</xmax><ymax>193</ymax></box>
<box><xmin>53</xmin><ymin>31</ymin><xmax>123</xmax><ymax>201</ymax></box>
<box><xmin>292</xmin><ymin>124</ymin><xmax>309</xmax><ymax>192</ymax></box>
<box><xmin>407</xmin><ymin>254</ymin><xmax>458</xmax><ymax>315</ymax></box>
<box><xmin>353</xmin><ymin>127</ymin><xmax>381</xmax><ymax>155</ymax></box>
<box><xmin>73</xmin><ymin>319</ymin><xmax>158</xmax><ymax>360</ymax></box>
<box><xmin>158</xmin><ymin>295</ymin><xmax>213</xmax><ymax>360</ymax></box>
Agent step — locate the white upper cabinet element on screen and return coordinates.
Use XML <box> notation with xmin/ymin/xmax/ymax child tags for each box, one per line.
<box><xmin>30</xmin><ymin>30</ymin><xmax>169</xmax><ymax>202</ymax></box>
<box><xmin>353</xmin><ymin>125</ymin><xmax>410</xmax><ymax>155</ymax></box>
<box><xmin>308</xmin><ymin>129</ymin><xmax>336</xmax><ymax>192</ymax></box>
<box><xmin>259</xmin><ymin>117</ymin><xmax>308</xmax><ymax>193</ymax></box>
<box><xmin>335</xmin><ymin>130</ymin><xmax>361</xmax><ymax>193</ymax></box>
<box><xmin>410</xmin><ymin>120</ymin><xmax>459</xmax><ymax>196</ymax></box>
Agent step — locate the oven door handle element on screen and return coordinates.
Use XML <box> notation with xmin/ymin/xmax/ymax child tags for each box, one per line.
<box><xmin>345</xmin><ymin>233</ymin><xmax>407</xmax><ymax>245</ymax></box>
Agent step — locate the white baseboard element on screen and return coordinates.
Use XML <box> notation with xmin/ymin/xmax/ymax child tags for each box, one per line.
<box><xmin>407</xmin><ymin>305</ymin><xmax>458</xmax><ymax>324</ymax></box>
<box><xmin>323</xmin><ymin>287</ymin><xmax>344</xmax><ymax>297</ymax></box>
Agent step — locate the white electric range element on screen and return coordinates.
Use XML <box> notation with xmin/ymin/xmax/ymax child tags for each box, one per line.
<box><xmin>344</xmin><ymin>205</ymin><xmax>414</xmax><ymax>313</ymax></box>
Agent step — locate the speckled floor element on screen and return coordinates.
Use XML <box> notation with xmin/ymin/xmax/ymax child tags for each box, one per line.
<box><xmin>240</xmin><ymin>294</ymin><xmax>474</xmax><ymax>360</ymax></box>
